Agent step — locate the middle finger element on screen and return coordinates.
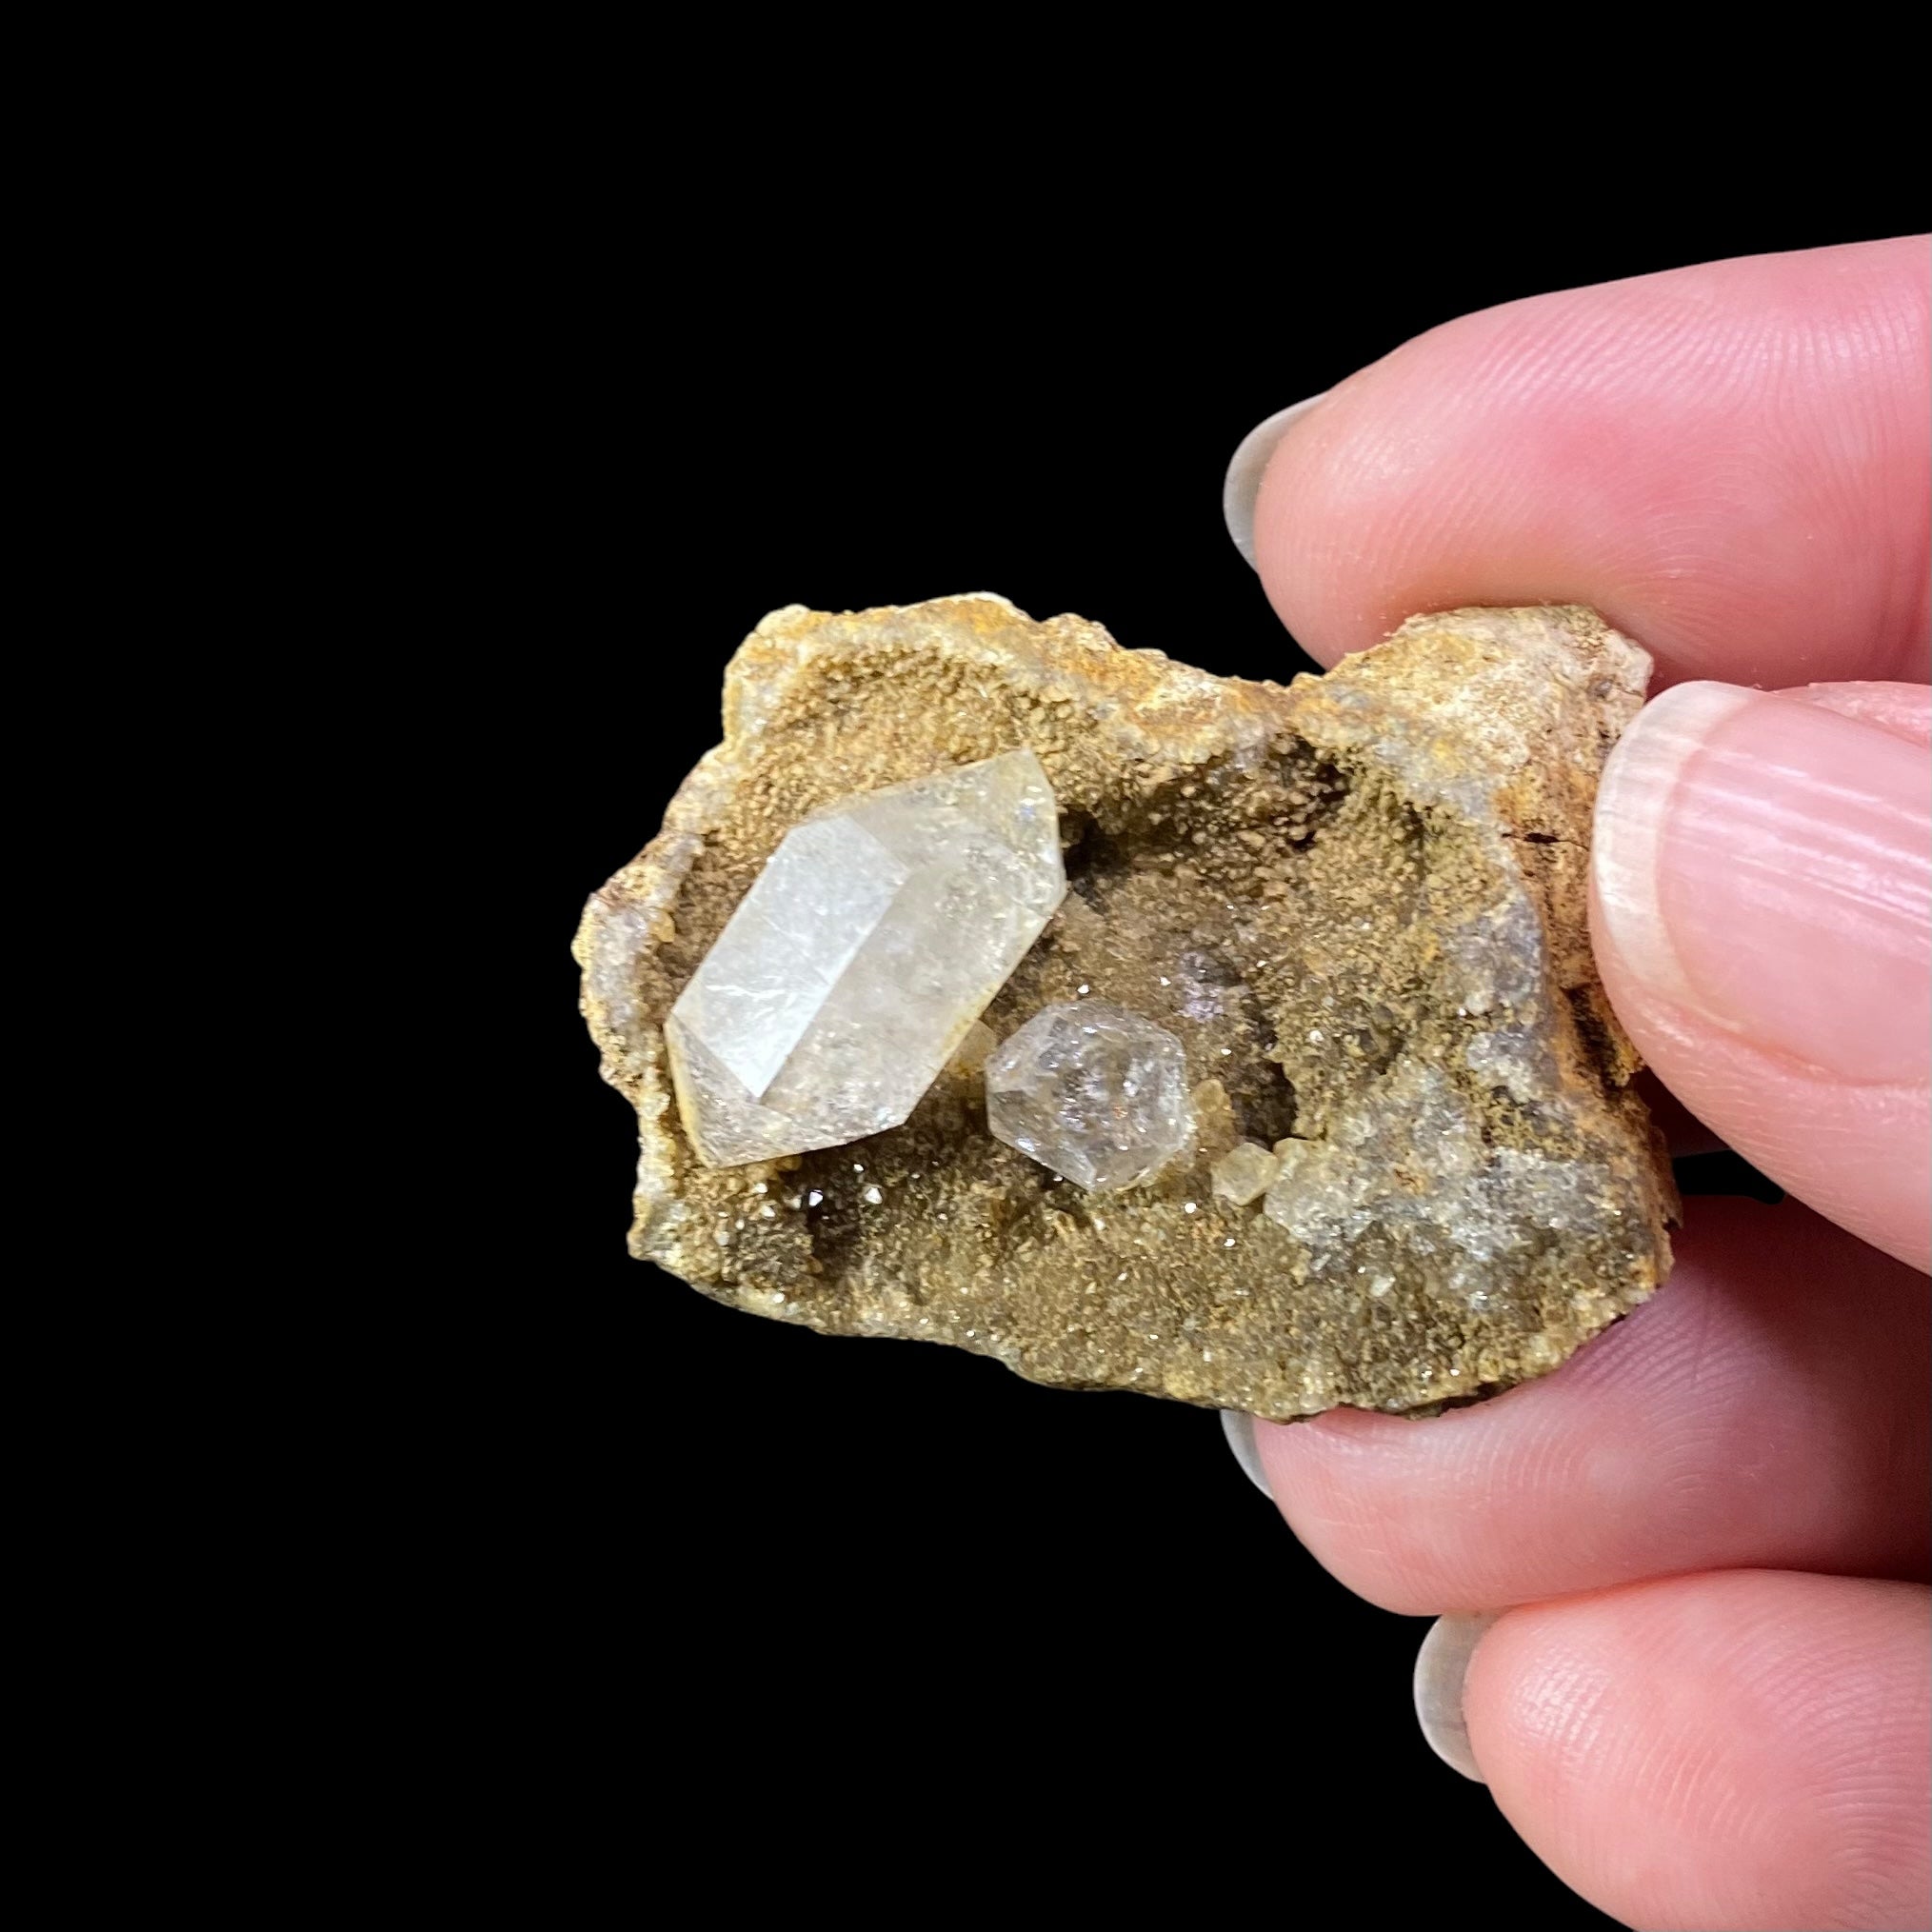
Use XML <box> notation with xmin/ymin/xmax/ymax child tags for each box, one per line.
<box><xmin>1249</xmin><ymin>1196</ymin><xmax>1927</xmax><ymax>1613</ymax></box>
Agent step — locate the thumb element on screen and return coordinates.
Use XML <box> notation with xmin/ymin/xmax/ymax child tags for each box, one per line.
<box><xmin>1592</xmin><ymin>679</ymin><xmax>1931</xmax><ymax>1269</ymax></box>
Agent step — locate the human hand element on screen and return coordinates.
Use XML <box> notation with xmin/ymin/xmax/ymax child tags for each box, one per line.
<box><xmin>1222</xmin><ymin>237</ymin><xmax>1930</xmax><ymax>1931</ymax></box>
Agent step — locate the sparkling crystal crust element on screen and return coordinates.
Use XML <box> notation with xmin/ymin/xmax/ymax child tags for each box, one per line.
<box><xmin>666</xmin><ymin>749</ymin><xmax>1066</xmax><ymax>1165</ymax></box>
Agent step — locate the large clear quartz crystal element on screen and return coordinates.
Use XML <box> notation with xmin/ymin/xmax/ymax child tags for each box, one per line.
<box><xmin>666</xmin><ymin>749</ymin><xmax>1066</xmax><ymax>1165</ymax></box>
<box><xmin>985</xmin><ymin>1001</ymin><xmax>1191</xmax><ymax>1191</ymax></box>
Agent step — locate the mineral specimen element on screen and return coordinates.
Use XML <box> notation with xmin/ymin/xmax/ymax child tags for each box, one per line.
<box><xmin>574</xmin><ymin>595</ymin><xmax>1677</xmax><ymax>1418</ymax></box>
<box><xmin>985</xmin><ymin>1002</ymin><xmax>1191</xmax><ymax>1192</ymax></box>
<box><xmin>665</xmin><ymin>748</ymin><xmax>1066</xmax><ymax>1165</ymax></box>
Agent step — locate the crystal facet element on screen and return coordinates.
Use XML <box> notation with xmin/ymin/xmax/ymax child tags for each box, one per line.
<box><xmin>985</xmin><ymin>1001</ymin><xmax>1191</xmax><ymax>1192</ymax></box>
<box><xmin>666</xmin><ymin>748</ymin><xmax>1066</xmax><ymax>1165</ymax></box>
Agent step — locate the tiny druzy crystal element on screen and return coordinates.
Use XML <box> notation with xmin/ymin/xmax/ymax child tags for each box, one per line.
<box><xmin>665</xmin><ymin>748</ymin><xmax>1066</xmax><ymax>1165</ymax></box>
<box><xmin>1211</xmin><ymin>1140</ymin><xmax>1281</xmax><ymax>1206</ymax></box>
<box><xmin>985</xmin><ymin>1001</ymin><xmax>1191</xmax><ymax>1191</ymax></box>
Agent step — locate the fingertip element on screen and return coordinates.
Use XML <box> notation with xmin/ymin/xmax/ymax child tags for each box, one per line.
<box><xmin>1464</xmin><ymin>1575</ymin><xmax>1932</xmax><ymax>1932</ymax></box>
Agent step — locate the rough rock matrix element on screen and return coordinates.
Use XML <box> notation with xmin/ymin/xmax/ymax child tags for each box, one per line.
<box><xmin>574</xmin><ymin>595</ymin><xmax>1676</xmax><ymax>1418</ymax></box>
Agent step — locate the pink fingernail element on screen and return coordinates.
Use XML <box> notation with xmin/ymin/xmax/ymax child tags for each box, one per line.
<box><xmin>1594</xmin><ymin>683</ymin><xmax>1932</xmax><ymax>1084</ymax></box>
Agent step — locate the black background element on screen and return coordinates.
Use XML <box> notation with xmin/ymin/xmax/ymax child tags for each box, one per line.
<box><xmin>464</xmin><ymin>198</ymin><xmax>1920</xmax><ymax>1922</ymax></box>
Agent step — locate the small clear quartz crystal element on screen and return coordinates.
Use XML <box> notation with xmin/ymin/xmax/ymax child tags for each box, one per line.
<box><xmin>985</xmin><ymin>1001</ymin><xmax>1191</xmax><ymax>1191</ymax></box>
<box><xmin>666</xmin><ymin>749</ymin><xmax>1066</xmax><ymax>1165</ymax></box>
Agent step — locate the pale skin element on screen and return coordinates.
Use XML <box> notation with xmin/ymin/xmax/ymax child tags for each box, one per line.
<box><xmin>1236</xmin><ymin>236</ymin><xmax>1931</xmax><ymax>1930</ymax></box>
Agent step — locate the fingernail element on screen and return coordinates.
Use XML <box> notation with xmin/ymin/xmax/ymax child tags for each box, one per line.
<box><xmin>1220</xmin><ymin>1410</ymin><xmax>1272</xmax><ymax>1496</ymax></box>
<box><xmin>1413</xmin><ymin>1611</ymin><xmax>1502</xmax><ymax>1782</ymax></box>
<box><xmin>1222</xmin><ymin>394</ymin><xmax>1327</xmax><ymax>568</ymax></box>
<box><xmin>1594</xmin><ymin>683</ymin><xmax>1932</xmax><ymax>1084</ymax></box>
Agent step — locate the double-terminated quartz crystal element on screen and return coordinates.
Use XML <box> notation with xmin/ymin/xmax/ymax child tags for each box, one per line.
<box><xmin>986</xmin><ymin>1002</ymin><xmax>1191</xmax><ymax>1191</ymax></box>
<box><xmin>665</xmin><ymin>749</ymin><xmax>1066</xmax><ymax>1166</ymax></box>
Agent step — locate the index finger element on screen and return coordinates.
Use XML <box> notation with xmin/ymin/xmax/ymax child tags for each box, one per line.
<box><xmin>1240</xmin><ymin>236</ymin><xmax>1930</xmax><ymax>688</ymax></box>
